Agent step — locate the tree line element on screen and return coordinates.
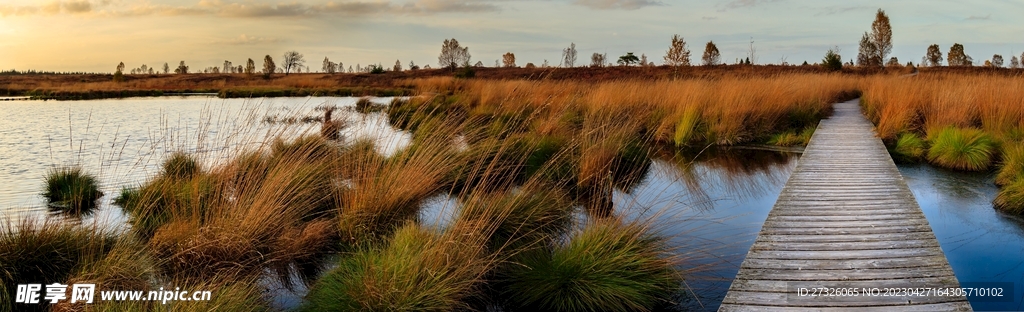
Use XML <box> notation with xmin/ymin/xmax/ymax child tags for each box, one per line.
<box><xmin>106</xmin><ymin>9</ymin><xmax>1019</xmax><ymax>79</ymax></box>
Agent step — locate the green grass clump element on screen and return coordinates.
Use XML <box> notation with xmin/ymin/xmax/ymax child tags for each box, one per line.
<box><xmin>994</xmin><ymin>178</ymin><xmax>1024</xmax><ymax>214</ymax></box>
<box><xmin>996</xmin><ymin>143</ymin><xmax>1024</xmax><ymax>186</ymax></box>
<box><xmin>43</xmin><ymin>166</ymin><xmax>103</xmax><ymax>213</ymax></box>
<box><xmin>926</xmin><ymin>127</ymin><xmax>997</xmax><ymax>171</ymax></box>
<box><xmin>891</xmin><ymin>132</ymin><xmax>927</xmax><ymax>163</ymax></box>
<box><xmin>673</xmin><ymin>109</ymin><xmax>701</xmax><ymax>147</ymax></box>
<box><xmin>767</xmin><ymin>131</ymin><xmax>801</xmax><ymax>147</ymax></box>
<box><xmin>302</xmin><ymin>223</ymin><xmax>491</xmax><ymax>311</ymax></box>
<box><xmin>501</xmin><ymin>219</ymin><xmax>680</xmax><ymax>312</ymax></box>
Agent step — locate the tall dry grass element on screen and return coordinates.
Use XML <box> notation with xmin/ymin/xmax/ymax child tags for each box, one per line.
<box><xmin>861</xmin><ymin>73</ymin><xmax>1024</xmax><ymax>212</ymax></box>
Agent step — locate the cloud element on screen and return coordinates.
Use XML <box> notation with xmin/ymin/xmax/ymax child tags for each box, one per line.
<box><xmin>213</xmin><ymin>34</ymin><xmax>284</xmax><ymax>45</ymax></box>
<box><xmin>1</xmin><ymin>1</ymin><xmax>93</xmax><ymax>16</ymax></box>
<box><xmin>815</xmin><ymin>5</ymin><xmax>870</xmax><ymax>16</ymax></box>
<box><xmin>572</xmin><ymin>0</ymin><xmax>664</xmax><ymax>10</ymax></box>
<box><xmin>718</xmin><ymin>0</ymin><xmax>780</xmax><ymax>12</ymax></box>
<box><xmin>701</xmin><ymin>16</ymin><xmax>717</xmax><ymax>20</ymax></box>
<box><xmin>2</xmin><ymin>0</ymin><xmax>501</xmax><ymax>18</ymax></box>
<box><xmin>965</xmin><ymin>14</ymin><xmax>990</xmax><ymax>20</ymax></box>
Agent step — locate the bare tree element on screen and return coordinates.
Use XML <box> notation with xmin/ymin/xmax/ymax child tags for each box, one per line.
<box><xmin>394</xmin><ymin>59</ymin><xmax>403</xmax><ymax>71</ymax></box>
<box><xmin>1011</xmin><ymin>56</ymin><xmax>1020</xmax><ymax>69</ymax></box>
<box><xmin>438</xmin><ymin>38</ymin><xmax>470</xmax><ymax>70</ymax></box>
<box><xmin>748</xmin><ymin>37</ymin><xmax>757</xmax><ymax>64</ymax></box>
<box><xmin>947</xmin><ymin>43</ymin><xmax>972</xmax><ymax>67</ymax></box>
<box><xmin>562</xmin><ymin>42</ymin><xmax>577</xmax><ymax>67</ymax></box>
<box><xmin>409</xmin><ymin>60</ymin><xmax>418</xmax><ymax>70</ymax></box>
<box><xmin>174</xmin><ymin>61</ymin><xmax>188</xmax><ymax>74</ymax></box>
<box><xmin>162</xmin><ymin>63</ymin><xmax>170</xmax><ymax>74</ymax></box>
<box><xmin>925</xmin><ymin>44</ymin><xmax>942</xmax><ymax>66</ymax></box>
<box><xmin>262</xmin><ymin>55</ymin><xmax>276</xmax><ymax>75</ymax></box>
<box><xmin>245</xmin><ymin>59</ymin><xmax>256</xmax><ymax>75</ymax></box>
<box><xmin>992</xmin><ymin>54</ymin><xmax>1004</xmax><ymax>67</ymax></box>
<box><xmin>591</xmin><ymin>53</ymin><xmax>605</xmax><ymax>67</ymax></box>
<box><xmin>223</xmin><ymin>60</ymin><xmax>232</xmax><ymax>73</ymax></box>
<box><xmin>664</xmin><ymin>34</ymin><xmax>691</xmax><ymax>66</ymax></box>
<box><xmin>116</xmin><ymin>62</ymin><xmax>125</xmax><ymax>74</ymax></box>
<box><xmin>639</xmin><ymin>54</ymin><xmax>648</xmax><ymax>66</ymax></box>
<box><xmin>701</xmin><ymin>41</ymin><xmax>721</xmax><ymax>66</ymax></box>
<box><xmin>502</xmin><ymin>52</ymin><xmax>516</xmax><ymax>68</ymax></box>
<box><xmin>282</xmin><ymin>51</ymin><xmax>304</xmax><ymax>75</ymax></box>
<box><xmin>871</xmin><ymin>9</ymin><xmax>893</xmax><ymax>66</ymax></box>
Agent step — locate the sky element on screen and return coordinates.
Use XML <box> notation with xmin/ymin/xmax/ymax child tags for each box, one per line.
<box><xmin>1</xmin><ymin>0</ymin><xmax>1021</xmax><ymax>73</ymax></box>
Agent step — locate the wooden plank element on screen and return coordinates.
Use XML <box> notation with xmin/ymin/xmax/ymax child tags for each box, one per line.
<box><xmin>721</xmin><ymin>99</ymin><xmax>970</xmax><ymax>311</ymax></box>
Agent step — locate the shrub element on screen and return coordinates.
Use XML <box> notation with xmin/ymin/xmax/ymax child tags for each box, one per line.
<box><xmin>43</xmin><ymin>166</ymin><xmax>104</xmax><ymax>213</ymax></box>
<box><xmin>891</xmin><ymin>132</ymin><xmax>926</xmax><ymax>163</ymax></box>
<box><xmin>767</xmin><ymin>131</ymin><xmax>801</xmax><ymax>147</ymax></box>
<box><xmin>162</xmin><ymin>152</ymin><xmax>200</xmax><ymax>180</ymax></box>
<box><xmin>821</xmin><ymin>47</ymin><xmax>843</xmax><ymax>71</ymax></box>
<box><xmin>926</xmin><ymin>127</ymin><xmax>997</xmax><ymax>171</ymax></box>
<box><xmin>501</xmin><ymin>219</ymin><xmax>680</xmax><ymax>312</ymax></box>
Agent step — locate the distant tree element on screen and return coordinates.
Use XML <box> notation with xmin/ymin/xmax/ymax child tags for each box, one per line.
<box><xmin>394</xmin><ymin>59</ymin><xmax>403</xmax><ymax>71</ymax></box>
<box><xmin>423</xmin><ymin>65</ymin><xmax>431</xmax><ymax>70</ymax></box>
<box><xmin>664</xmin><ymin>34</ymin><xmax>691</xmax><ymax>66</ymax></box>
<box><xmin>524</xmin><ymin>63</ymin><xmax>536</xmax><ymax>69</ymax></box>
<box><xmin>140</xmin><ymin>64</ymin><xmax>148</xmax><ymax>74</ymax></box>
<box><xmin>262</xmin><ymin>55</ymin><xmax>276</xmax><ymax>76</ymax></box>
<box><xmin>857</xmin><ymin>32</ymin><xmax>879</xmax><ymax>67</ymax></box>
<box><xmin>348</xmin><ymin>65</ymin><xmax>354</xmax><ymax>73</ymax></box>
<box><xmin>1011</xmin><ymin>56</ymin><xmax>1020</xmax><ymax>69</ymax></box>
<box><xmin>116</xmin><ymin>62</ymin><xmax>125</xmax><ymax>74</ymax></box>
<box><xmin>542</xmin><ymin>60</ymin><xmax>549</xmax><ymax>68</ymax></box>
<box><xmin>886</xmin><ymin>57</ymin><xmax>900</xmax><ymax>67</ymax></box>
<box><xmin>984</xmin><ymin>60</ymin><xmax>992</xmax><ymax>67</ymax></box>
<box><xmin>562</xmin><ymin>42</ymin><xmax>577</xmax><ymax>67</ymax></box>
<box><xmin>747</xmin><ymin>37</ymin><xmax>757</xmax><ymax>64</ymax></box>
<box><xmin>409</xmin><ymin>60</ymin><xmax>419</xmax><ymax>70</ymax></box>
<box><xmin>211</xmin><ymin>67</ymin><xmax>220</xmax><ymax>74</ymax></box>
<box><xmin>163</xmin><ymin>63</ymin><xmax>170</xmax><ymax>74</ymax></box>
<box><xmin>245</xmin><ymin>58</ymin><xmax>256</xmax><ymax>75</ymax></box>
<box><xmin>947</xmin><ymin>43</ymin><xmax>972</xmax><ymax>67</ymax></box>
<box><xmin>370</xmin><ymin>64</ymin><xmax>385</xmax><ymax>74</ymax></box>
<box><xmin>473</xmin><ymin>61</ymin><xmax>483</xmax><ymax>67</ymax></box>
<box><xmin>617</xmin><ymin>52</ymin><xmax>640</xmax><ymax>66</ymax></box>
<box><xmin>925</xmin><ymin>44</ymin><xmax>942</xmax><ymax>66</ymax></box>
<box><xmin>502</xmin><ymin>52</ymin><xmax>516</xmax><ymax>68</ymax></box>
<box><xmin>322</xmin><ymin>57</ymin><xmax>333</xmax><ymax>73</ymax></box>
<box><xmin>871</xmin><ymin>9</ymin><xmax>893</xmax><ymax>66</ymax></box>
<box><xmin>821</xmin><ymin>46</ymin><xmax>843</xmax><ymax>71</ymax></box>
<box><xmin>282</xmin><ymin>51</ymin><xmax>304</xmax><ymax>75</ymax></box>
<box><xmin>639</xmin><ymin>54</ymin><xmax>648</xmax><ymax>66</ymax></box>
<box><xmin>113</xmin><ymin>62</ymin><xmax>124</xmax><ymax>82</ymax></box>
<box><xmin>992</xmin><ymin>54</ymin><xmax>1004</xmax><ymax>67</ymax></box>
<box><xmin>701</xmin><ymin>41</ymin><xmax>721</xmax><ymax>66</ymax></box>
<box><xmin>438</xmin><ymin>38</ymin><xmax>470</xmax><ymax>70</ymax></box>
<box><xmin>149</xmin><ymin>68</ymin><xmax>155</xmax><ymax>75</ymax></box>
<box><xmin>745</xmin><ymin>57</ymin><xmax>751</xmax><ymax>65</ymax></box>
<box><xmin>223</xmin><ymin>60</ymin><xmax>232</xmax><ymax>73</ymax></box>
<box><xmin>591</xmin><ymin>53</ymin><xmax>606</xmax><ymax>67</ymax></box>
<box><xmin>174</xmin><ymin>61</ymin><xmax>188</xmax><ymax>74</ymax></box>
<box><xmin>237</xmin><ymin>65</ymin><xmax>243</xmax><ymax>73</ymax></box>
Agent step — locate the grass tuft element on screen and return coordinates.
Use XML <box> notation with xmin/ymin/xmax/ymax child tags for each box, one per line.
<box><xmin>501</xmin><ymin>219</ymin><xmax>680</xmax><ymax>312</ymax></box>
<box><xmin>891</xmin><ymin>132</ymin><xmax>927</xmax><ymax>163</ymax></box>
<box><xmin>996</xmin><ymin>143</ymin><xmax>1024</xmax><ymax>186</ymax></box>
<box><xmin>42</xmin><ymin>166</ymin><xmax>103</xmax><ymax>213</ymax></box>
<box><xmin>926</xmin><ymin>127</ymin><xmax>997</xmax><ymax>171</ymax></box>
<box><xmin>994</xmin><ymin>178</ymin><xmax>1024</xmax><ymax>214</ymax></box>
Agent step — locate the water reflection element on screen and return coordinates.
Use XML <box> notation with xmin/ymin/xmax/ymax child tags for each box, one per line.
<box><xmin>0</xmin><ymin>96</ymin><xmax>410</xmax><ymax>230</ymax></box>
<box><xmin>900</xmin><ymin>163</ymin><xmax>1024</xmax><ymax>311</ymax></box>
<box><xmin>616</xmin><ymin>146</ymin><xmax>799</xmax><ymax>311</ymax></box>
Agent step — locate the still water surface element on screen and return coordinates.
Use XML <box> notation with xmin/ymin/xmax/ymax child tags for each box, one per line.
<box><xmin>1</xmin><ymin>97</ymin><xmax>1022</xmax><ymax>310</ymax></box>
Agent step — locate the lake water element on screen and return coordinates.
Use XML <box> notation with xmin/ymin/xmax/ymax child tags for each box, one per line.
<box><xmin>2</xmin><ymin>97</ymin><xmax>1022</xmax><ymax>311</ymax></box>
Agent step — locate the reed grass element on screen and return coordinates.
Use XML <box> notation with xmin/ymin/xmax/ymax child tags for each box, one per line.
<box><xmin>994</xmin><ymin>178</ymin><xmax>1024</xmax><ymax>214</ymax></box>
<box><xmin>996</xmin><ymin>143</ymin><xmax>1024</xmax><ymax>186</ymax></box>
<box><xmin>0</xmin><ymin>220</ymin><xmax>117</xmax><ymax>312</ymax></box>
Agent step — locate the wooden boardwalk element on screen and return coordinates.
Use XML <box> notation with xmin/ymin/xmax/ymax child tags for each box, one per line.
<box><xmin>719</xmin><ymin>100</ymin><xmax>971</xmax><ymax>311</ymax></box>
